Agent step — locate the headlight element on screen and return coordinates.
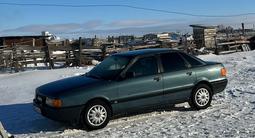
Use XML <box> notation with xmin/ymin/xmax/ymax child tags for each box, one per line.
<box><xmin>46</xmin><ymin>97</ymin><xmax>62</xmax><ymax>108</ymax></box>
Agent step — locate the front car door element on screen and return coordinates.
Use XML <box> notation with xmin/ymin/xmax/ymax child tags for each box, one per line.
<box><xmin>160</xmin><ymin>52</ymin><xmax>196</xmax><ymax>104</ymax></box>
<box><xmin>114</xmin><ymin>55</ymin><xmax>163</xmax><ymax>112</ymax></box>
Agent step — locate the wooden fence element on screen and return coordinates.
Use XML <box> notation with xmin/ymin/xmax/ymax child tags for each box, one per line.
<box><xmin>0</xmin><ymin>40</ymin><xmax>161</xmax><ymax>72</ymax></box>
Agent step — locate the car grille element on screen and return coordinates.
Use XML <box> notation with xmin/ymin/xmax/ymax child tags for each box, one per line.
<box><xmin>35</xmin><ymin>94</ymin><xmax>46</xmax><ymax>105</ymax></box>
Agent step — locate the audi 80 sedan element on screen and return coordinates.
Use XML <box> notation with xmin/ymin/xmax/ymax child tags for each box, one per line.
<box><xmin>33</xmin><ymin>48</ymin><xmax>228</xmax><ymax>130</ymax></box>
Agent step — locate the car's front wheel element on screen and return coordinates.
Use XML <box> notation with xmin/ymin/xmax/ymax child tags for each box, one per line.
<box><xmin>81</xmin><ymin>100</ymin><xmax>111</xmax><ymax>130</ymax></box>
<box><xmin>189</xmin><ymin>84</ymin><xmax>212</xmax><ymax>109</ymax></box>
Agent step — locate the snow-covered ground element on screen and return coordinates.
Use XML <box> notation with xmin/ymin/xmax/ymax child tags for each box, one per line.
<box><xmin>0</xmin><ymin>51</ymin><xmax>255</xmax><ymax>138</ymax></box>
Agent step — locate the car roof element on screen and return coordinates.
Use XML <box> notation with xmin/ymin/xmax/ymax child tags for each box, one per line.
<box><xmin>113</xmin><ymin>48</ymin><xmax>179</xmax><ymax>57</ymax></box>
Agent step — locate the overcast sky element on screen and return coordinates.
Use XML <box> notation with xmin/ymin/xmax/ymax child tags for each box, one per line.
<box><xmin>1</xmin><ymin>0</ymin><xmax>255</xmax><ymax>38</ymax></box>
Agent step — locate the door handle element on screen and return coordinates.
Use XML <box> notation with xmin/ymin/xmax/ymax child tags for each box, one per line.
<box><xmin>186</xmin><ymin>72</ymin><xmax>192</xmax><ymax>76</ymax></box>
<box><xmin>153</xmin><ymin>76</ymin><xmax>161</xmax><ymax>81</ymax></box>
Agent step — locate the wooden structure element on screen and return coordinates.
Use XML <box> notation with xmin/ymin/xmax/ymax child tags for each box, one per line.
<box><xmin>190</xmin><ymin>25</ymin><xmax>217</xmax><ymax>49</ymax></box>
<box><xmin>216</xmin><ymin>40</ymin><xmax>250</xmax><ymax>54</ymax></box>
<box><xmin>107</xmin><ymin>35</ymin><xmax>135</xmax><ymax>44</ymax></box>
<box><xmin>0</xmin><ymin>35</ymin><xmax>49</xmax><ymax>47</ymax></box>
<box><xmin>0</xmin><ymin>36</ymin><xmax>161</xmax><ymax>72</ymax></box>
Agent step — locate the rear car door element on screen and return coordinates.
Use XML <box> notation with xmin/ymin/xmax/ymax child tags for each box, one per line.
<box><xmin>115</xmin><ymin>55</ymin><xmax>163</xmax><ymax>112</ymax></box>
<box><xmin>160</xmin><ymin>52</ymin><xmax>196</xmax><ymax>103</ymax></box>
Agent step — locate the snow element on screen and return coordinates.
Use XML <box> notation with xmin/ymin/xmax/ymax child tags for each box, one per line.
<box><xmin>52</xmin><ymin>51</ymin><xmax>66</xmax><ymax>55</ymax></box>
<box><xmin>0</xmin><ymin>51</ymin><xmax>255</xmax><ymax>138</ymax></box>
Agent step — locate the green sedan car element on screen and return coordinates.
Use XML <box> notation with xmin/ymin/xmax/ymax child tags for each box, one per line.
<box><xmin>33</xmin><ymin>48</ymin><xmax>228</xmax><ymax>130</ymax></box>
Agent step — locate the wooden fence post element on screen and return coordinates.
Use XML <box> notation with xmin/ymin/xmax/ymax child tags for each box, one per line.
<box><xmin>11</xmin><ymin>43</ymin><xmax>19</xmax><ymax>72</ymax></box>
<box><xmin>44</xmin><ymin>40</ymin><xmax>54</xmax><ymax>69</ymax></box>
<box><xmin>0</xmin><ymin>49</ymin><xmax>3</xmax><ymax>70</ymax></box>
<box><xmin>101</xmin><ymin>44</ymin><xmax>106</xmax><ymax>60</ymax></box>
<box><xmin>78</xmin><ymin>37</ymin><xmax>82</xmax><ymax>66</ymax></box>
<box><xmin>31</xmin><ymin>50</ymin><xmax>37</xmax><ymax>67</ymax></box>
<box><xmin>214</xmin><ymin>36</ymin><xmax>219</xmax><ymax>55</ymax></box>
<box><xmin>65</xmin><ymin>48</ymin><xmax>69</xmax><ymax>67</ymax></box>
<box><xmin>20</xmin><ymin>49</ymin><xmax>25</xmax><ymax>71</ymax></box>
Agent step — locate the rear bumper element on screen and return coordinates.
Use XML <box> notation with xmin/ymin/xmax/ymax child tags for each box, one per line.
<box><xmin>33</xmin><ymin>99</ymin><xmax>83</xmax><ymax>124</ymax></box>
<box><xmin>211</xmin><ymin>79</ymin><xmax>228</xmax><ymax>94</ymax></box>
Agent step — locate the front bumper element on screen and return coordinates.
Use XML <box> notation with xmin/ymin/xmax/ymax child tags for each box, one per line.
<box><xmin>33</xmin><ymin>99</ymin><xmax>83</xmax><ymax>124</ymax></box>
<box><xmin>211</xmin><ymin>79</ymin><xmax>228</xmax><ymax>94</ymax></box>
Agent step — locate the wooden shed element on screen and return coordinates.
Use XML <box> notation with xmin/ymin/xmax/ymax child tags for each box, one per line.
<box><xmin>190</xmin><ymin>25</ymin><xmax>217</xmax><ymax>49</ymax></box>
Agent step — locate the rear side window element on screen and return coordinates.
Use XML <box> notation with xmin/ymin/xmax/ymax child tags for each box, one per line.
<box><xmin>127</xmin><ymin>56</ymin><xmax>158</xmax><ymax>77</ymax></box>
<box><xmin>160</xmin><ymin>52</ymin><xmax>187</xmax><ymax>72</ymax></box>
<box><xmin>179</xmin><ymin>52</ymin><xmax>204</xmax><ymax>67</ymax></box>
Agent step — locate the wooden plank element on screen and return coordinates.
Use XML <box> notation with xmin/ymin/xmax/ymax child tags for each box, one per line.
<box><xmin>48</xmin><ymin>46</ymin><xmax>72</xmax><ymax>51</ymax></box>
<box><xmin>217</xmin><ymin>41</ymin><xmax>235</xmax><ymax>46</ymax></box>
<box><xmin>15</xmin><ymin>45</ymin><xmax>45</xmax><ymax>51</ymax></box>
<box><xmin>19</xmin><ymin>60</ymin><xmax>45</xmax><ymax>64</ymax></box>
<box><xmin>0</xmin><ymin>47</ymin><xmax>12</xmax><ymax>51</ymax></box>
<box><xmin>218</xmin><ymin>50</ymin><xmax>239</xmax><ymax>55</ymax></box>
<box><xmin>217</xmin><ymin>41</ymin><xmax>250</xmax><ymax>46</ymax></box>
<box><xmin>228</xmin><ymin>45</ymin><xmax>241</xmax><ymax>49</ymax></box>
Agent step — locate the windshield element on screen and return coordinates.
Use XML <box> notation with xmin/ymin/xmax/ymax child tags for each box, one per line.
<box><xmin>86</xmin><ymin>55</ymin><xmax>131</xmax><ymax>80</ymax></box>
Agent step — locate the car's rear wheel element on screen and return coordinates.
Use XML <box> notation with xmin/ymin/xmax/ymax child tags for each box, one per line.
<box><xmin>189</xmin><ymin>84</ymin><xmax>212</xmax><ymax>109</ymax></box>
<box><xmin>81</xmin><ymin>100</ymin><xmax>111</xmax><ymax>130</ymax></box>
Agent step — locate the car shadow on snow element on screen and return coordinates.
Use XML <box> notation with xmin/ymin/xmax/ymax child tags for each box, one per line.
<box><xmin>0</xmin><ymin>103</ymin><xmax>195</xmax><ymax>135</ymax></box>
<box><xmin>0</xmin><ymin>103</ymin><xmax>71</xmax><ymax>135</ymax></box>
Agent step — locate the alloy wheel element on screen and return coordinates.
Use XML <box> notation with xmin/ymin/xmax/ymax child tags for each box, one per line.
<box><xmin>195</xmin><ymin>88</ymin><xmax>210</xmax><ymax>106</ymax></box>
<box><xmin>86</xmin><ymin>105</ymin><xmax>107</xmax><ymax>126</ymax></box>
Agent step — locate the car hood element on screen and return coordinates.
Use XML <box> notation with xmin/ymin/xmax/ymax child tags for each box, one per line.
<box><xmin>36</xmin><ymin>75</ymin><xmax>104</xmax><ymax>97</ymax></box>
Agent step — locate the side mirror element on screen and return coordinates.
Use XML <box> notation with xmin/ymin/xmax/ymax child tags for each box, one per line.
<box><xmin>125</xmin><ymin>71</ymin><xmax>135</xmax><ymax>79</ymax></box>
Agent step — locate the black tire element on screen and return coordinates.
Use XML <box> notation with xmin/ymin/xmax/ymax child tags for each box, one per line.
<box><xmin>81</xmin><ymin>100</ymin><xmax>111</xmax><ymax>130</ymax></box>
<box><xmin>189</xmin><ymin>84</ymin><xmax>212</xmax><ymax>110</ymax></box>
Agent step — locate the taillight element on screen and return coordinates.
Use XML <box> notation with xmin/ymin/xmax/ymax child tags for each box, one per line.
<box><xmin>221</xmin><ymin>67</ymin><xmax>227</xmax><ymax>77</ymax></box>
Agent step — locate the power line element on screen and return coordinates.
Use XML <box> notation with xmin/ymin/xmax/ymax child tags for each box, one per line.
<box><xmin>0</xmin><ymin>2</ymin><xmax>255</xmax><ymax>18</ymax></box>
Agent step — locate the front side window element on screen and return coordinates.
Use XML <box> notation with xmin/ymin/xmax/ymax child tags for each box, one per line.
<box><xmin>160</xmin><ymin>52</ymin><xmax>187</xmax><ymax>72</ymax></box>
<box><xmin>126</xmin><ymin>56</ymin><xmax>158</xmax><ymax>78</ymax></box>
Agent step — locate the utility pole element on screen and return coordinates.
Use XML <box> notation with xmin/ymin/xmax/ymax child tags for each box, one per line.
<box><xmin>242</xmin><ymin>23</ymin><xmax>245</xmax><ymax>36</ymax></box>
